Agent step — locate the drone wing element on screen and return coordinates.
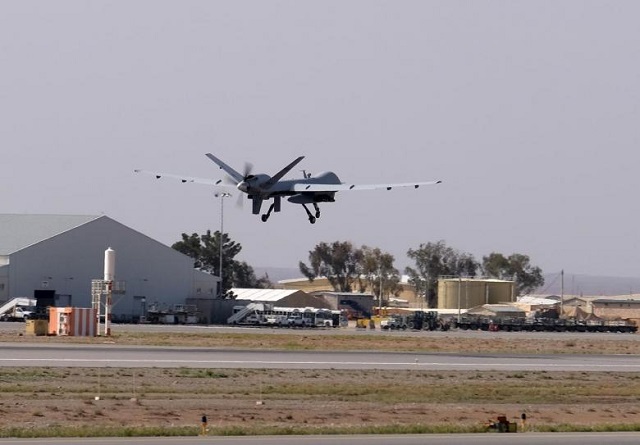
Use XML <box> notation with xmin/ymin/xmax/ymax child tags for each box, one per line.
<box><xmin>291</xmin><ymin>180</ymin><xmax>442</xmax><ymax>192</ymax></box>
<box><xmin>133</xmin><ymin>169</ymin><xmax>233</xmax><ymax>187</ymax></box>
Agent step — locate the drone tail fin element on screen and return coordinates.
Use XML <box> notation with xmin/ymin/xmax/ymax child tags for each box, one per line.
<box><xmin>263</xmin><ymin>156</ymin><xmax>305</xmax><ymax>189</ymax></box>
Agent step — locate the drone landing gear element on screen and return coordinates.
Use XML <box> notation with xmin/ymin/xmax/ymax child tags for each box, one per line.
<box><xmin>302</xmin><ymin>203</ymin><xmax>321</xmax><ymax>224</ymax></box>
<box><xmin>261</xmin><ymin>203</ymin><xmax>276</xmax><ymax>222</ymax></box>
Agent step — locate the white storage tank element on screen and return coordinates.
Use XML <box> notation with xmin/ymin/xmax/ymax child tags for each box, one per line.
<box><xmin>104</xmin><ymin>247</ymin><xmax>116</xmax><ymax>281</ymax></box>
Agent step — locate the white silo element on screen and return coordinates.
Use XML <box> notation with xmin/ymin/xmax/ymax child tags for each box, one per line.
<box><xmin>104</xmin><ymin>247</ymin><xmax>116</xmax><ymax>282</ymax></box>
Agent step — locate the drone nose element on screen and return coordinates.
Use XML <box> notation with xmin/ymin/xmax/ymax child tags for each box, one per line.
<box><xmin>237</xmin><ymin>181</ymin><xmax>248</xmax><ymax>193</ymax></box>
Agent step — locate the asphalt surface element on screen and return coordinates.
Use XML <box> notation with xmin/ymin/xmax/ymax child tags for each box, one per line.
<box><xmin>2</xmin><ymin>342</ymin><xmax>640</xmax><ymax>371</ymax></box>
<box><xmin>1</xmin><ymin>433</ymin><xmax>640</xmax><ymax>445</ymax></box>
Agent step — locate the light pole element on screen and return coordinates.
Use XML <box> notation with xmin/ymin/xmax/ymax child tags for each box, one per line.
<box><xmin>378</xmin><ymin>266</ymin><xmax>383</xmax><ymax>314</ymax></box>
<box><xmin>215</xmin><ymin>192</ymin><xmax>232</xmax><ymax>298</ymax></box>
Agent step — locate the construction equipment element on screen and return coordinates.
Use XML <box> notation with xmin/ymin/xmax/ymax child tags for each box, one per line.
<box><xmin>485</xmin><ymin>415</ymin><xmax>517</xmax><ymax>433</ymax></box>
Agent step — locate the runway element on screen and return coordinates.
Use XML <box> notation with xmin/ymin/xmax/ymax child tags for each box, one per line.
<box><xmin>1</xmin><ymin>343</ymin><xmax>640</xmax><ymax>371</ymax></box>
<box><xmin>1</xmin><ymin>433</ymin><xmax>640</xmax><ymax>445</ymax></box>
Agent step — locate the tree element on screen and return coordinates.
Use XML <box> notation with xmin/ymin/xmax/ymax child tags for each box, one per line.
<box><xmin>357</xmin><ymin>246</ymin><xmax>400</xmax><ymax>299</ymax></box>
<box><xmin>172</xmin><ymin>230</ymin><xmax>271</xmax><ymax>297</ymax></box>
<box><xmin>481</xmin><ymin>252</ymin><xmax>511</xmax><ymax>279</ymax></box>
<box><xmin>482</xmin><ymin>252</ymin><xmax>544</xmax><ymax>295</ymax></box>
<box><xmin>231</xmin><ymin>261</ymin><xmax>272</xmax><ymax>289</ymax></box>
<box><xmin>405</xmin><ymin>240</ymin><xmax>480</xmax><ymax>307</ymax></box>
<box><xmin>299</xmin><ymin>241</ymin><xmax>363</xmax><ymax>292</ymax></box>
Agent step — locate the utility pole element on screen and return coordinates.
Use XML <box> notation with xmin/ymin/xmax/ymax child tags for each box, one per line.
<box><xmin>457</xmin><ymin>276</ymin><xmax>462</xmax><ymax>323</ymax></box>
<box><xmin>560</xmin><ymin>269</ymin><xmax>564</xmax><ymax>317</ymax></box>
<box><xmin>378</xmin><ymin>266</ymin><xmax>383</xmax><ymax>313</ymax></box>
<box><xmin>215</xmin><ymin>192</ymin><xmax>232</xmax><ymax>298</ymax></box>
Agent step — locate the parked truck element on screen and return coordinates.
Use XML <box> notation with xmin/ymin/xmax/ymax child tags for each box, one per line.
<box><xmin>380</xmin><ymin>315</ymin><xmax>409</xmax><ymax>330</ymax></box>
<box><xmin>0</xmin><ymin>298</ymin><xmax>36</xmax><ymax>322</ymax></box>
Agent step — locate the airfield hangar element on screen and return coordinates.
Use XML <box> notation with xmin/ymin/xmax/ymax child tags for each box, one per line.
<box><xmin>0</xmin><ymin>214</ymin><xmax>218</xmax><ymax>322</ymax></box>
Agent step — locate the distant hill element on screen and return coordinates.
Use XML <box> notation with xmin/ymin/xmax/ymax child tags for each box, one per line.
<box><xmin>538</xmin><ymin>272</ymin><xmax>640</xmax><ymax>297</ymax></box>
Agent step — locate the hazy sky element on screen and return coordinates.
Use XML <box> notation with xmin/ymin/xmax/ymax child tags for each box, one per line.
<box><xmin>2</xmin><ymin>1</ymin><xmax>640</xmax><ymax>278</ymax></box>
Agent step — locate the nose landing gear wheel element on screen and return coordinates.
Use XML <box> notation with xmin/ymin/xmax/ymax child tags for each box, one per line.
<box><xmin>309</xmin><ymin>216</ymin><xmax>316</xmax><ymax>224</ymax></box>
<box><xmin>261</xmin><ymin>214</ymin><xmax>269</xmax><ymax>222</ymax></box>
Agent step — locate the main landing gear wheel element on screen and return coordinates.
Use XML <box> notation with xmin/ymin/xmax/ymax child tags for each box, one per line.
<box><xmin>261</xmin><ymin>202</ymin><xmax>276</xmax><ymax>222</ymax></box>
<box><xmin>303</xmin><ymin>203</ymin><xmax>319</xmax><ymax>224</ymax></box>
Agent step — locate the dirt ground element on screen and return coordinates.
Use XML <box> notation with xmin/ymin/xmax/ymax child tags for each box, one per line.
<box><xmin>1</xmin><ymin>367</ymin><xmax>640</xmax><ymax>434</ymax></box>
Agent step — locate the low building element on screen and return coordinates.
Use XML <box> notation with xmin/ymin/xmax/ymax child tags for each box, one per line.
<box><xmin>311</xmin><ymin>291</ymin><xmax>375</xmax><ymax>318</ymax></box>
<box><xmin>231</xmin><ymin>288</ymin><xmax>330</xmax><ymax>308</ymax></box>
<box><xmin>278</xmin><ymin>276</ymin><xmax>421</xmax><ymax>305</ymax></box>
<box><xmin>466</xmin><ymin>304</ymin><xmax>526</xmax><ymax>319</ymax></box>
<box><xmin>590</xmin><ymin>298</ymin><xmax>640</xmax><ymax>326</ymax></box>
<box><xmin>208</xmin><ymin>288</ymin><xmax>331</xmax><ymax>324</ymax></box>
<box><xmin>515</xmin><ymin>295</ymin><xmax>560</xmax><ymax>313</ymax></box>
<box><xmin>557</xmin><ymin>295</ymin><xmax>596</xmax><ymax>309</ymax></box>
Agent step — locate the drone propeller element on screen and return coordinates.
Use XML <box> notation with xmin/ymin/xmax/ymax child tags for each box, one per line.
<box><xmin>234</xmin><ymin>162</ymin><xmax>254</xmax><ymax>208</ymax></box>
<box><xmin>242</xmin><ymin>162</ymin><xmax>254</xmax><ymax>181</ymax></box>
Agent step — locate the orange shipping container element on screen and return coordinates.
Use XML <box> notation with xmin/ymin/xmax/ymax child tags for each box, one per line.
<box><xmin>49</xmin><ymin>307</ymin><xmax>97</xmax><ymax>337</ymax></box>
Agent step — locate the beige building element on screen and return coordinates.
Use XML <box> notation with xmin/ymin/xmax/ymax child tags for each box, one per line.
<box><xmin>547</xmin><ymin>295</ymin><xmax>640</xmax><ymax>326</ymax></box>
<box><xmin>590</xmin><ymin>298</ymin><xmax>640</xmax><ymax>326</ymax></box>
<box><xmin>278</xmin><ymin>276</ymin><xmax>420</xmax><ymax>305</ymax></box>
<box><xmin>466</xmin><ymin>304</ymin><xmax>526</xmax><ymax>319</ymax></box>
<box><xmin>279</xmin><ymin>276</ymin><xmax>517</xmax><ymax>310</ymax></box>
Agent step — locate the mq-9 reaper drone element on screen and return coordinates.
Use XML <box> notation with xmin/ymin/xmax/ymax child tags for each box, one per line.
<box><xmin>135</xmin><ymin>153</ymin><xmax>441</xmax><ymax>224</ymax></box>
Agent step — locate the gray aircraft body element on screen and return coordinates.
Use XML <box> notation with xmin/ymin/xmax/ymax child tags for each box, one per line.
<box><xmin>135</xmin><ymin>153</ymin><xmax>441</xmax><ymax>223</ymax></box>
